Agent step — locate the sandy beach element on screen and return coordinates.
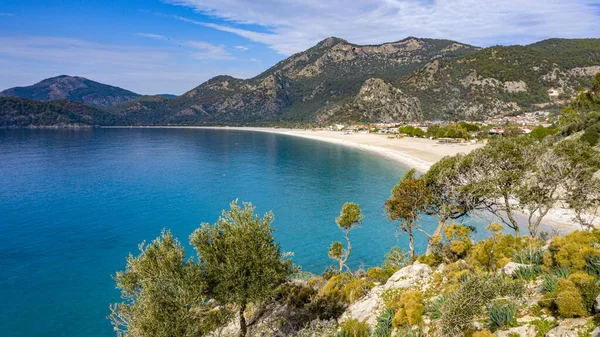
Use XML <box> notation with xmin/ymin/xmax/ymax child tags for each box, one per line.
<box><xmin>200</xmin><ymin>127</ymin><xmax>484</xmax><ymax>172</ymax></box>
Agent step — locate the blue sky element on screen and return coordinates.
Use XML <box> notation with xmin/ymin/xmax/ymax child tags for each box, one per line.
<box><xmin>1</xmin><ymin>0</ymin><xmax>599</xmax><ymax>95</ymax></box>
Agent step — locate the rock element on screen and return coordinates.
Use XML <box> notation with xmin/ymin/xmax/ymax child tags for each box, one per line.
<box><xmin>382</xmin><ymin>261</ymin><xmax>433</xmax><ymax>291</ymax></box>
<box><xmin>595</xmin><ymin>294</ymin><xmax>600</xmax><ymax>313</ymax></box>
<box><xmin>341</xmin><ymin>262</ymin><xmax>433</xmax><ymax>325</ymax></box>
<box><xmin>591</xmin><ymin>326</ymin><xmax>600</xmax><ymax>337</ymax></box>
<box><xmin>517</xmin><ymin>315</ymin><xmax>536</xmax><ymax>324</ymax></box>
<box><xmin>546</xmin><ymin>318</ymin><xmax>589</xmax><ymax>337</ymax></box>
<box><xmin>501</xmin><ymin>262</ymin><xmax>529</xmax><ymax>276</ymax></box>
<box><xmin>496</xmin><ymin>324</ymin><xmax>535</xmax><ymax>337</ymax></box>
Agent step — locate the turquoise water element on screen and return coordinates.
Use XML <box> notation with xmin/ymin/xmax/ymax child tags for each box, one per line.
<box><xmin>0</xmin><ymin>128</ymin><xmax>444</xmax><ymax>337</ymax></box>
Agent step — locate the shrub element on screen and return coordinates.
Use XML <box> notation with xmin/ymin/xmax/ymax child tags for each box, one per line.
<box><xmin>425</xmin><ymin>295</ymin><xmax>445</xmax><ymax>320</ymax></box>
<box><xmin>395</xmin><ymin>327</ymin><xmax>424</xmax><ymax>337</ymax></box>
<box><xmin>391</xmin><ymin>291</ymin><xmax>424</xmax><ymax>327</ymax></box>
<box><xmin>469</xmin><ymin>234</ymin><xmax>540</xmax><ymax>271</ymax></box>
<box><xmin>418</xmin><ymin>253</ymin><xmax>443</xmax><ymax>267</ymax></box>
<box><xmin>372</xmin><ymin>308</ymin><xmax>394</xmax><ymax>337</ymax></box>
<box><xmin>366</xmin><ymin>267</ymin><xmax>395</xmax><ymax>283</ymax></box>
<box><xmin>338</xmin><ymin>319</ymin><xmax>370</xmax><ymax>337</ymax></box>
<box><xmin>584</xmin><ymin>254</ymin><xmax>600</xmax><ymax>276</ymax></box>
<box><xmin>472</xmin><ymin>331</ymin><xmax>497</xmax><ymax>337</ymax></box>
<box><xmin>569</xmin><ymin>272</ymin><xmax>600</xmax><ymax>313</ymax></box>
<box><xmin>513</xmin><ymin>247</ymin><xmax>544</xmax><ymax>265</ymax></box>
<box><xmin>488</xmin><ymin>300</ymin><xmax>517</xmax><ymax>331</ymax></box>
<box><xmin>514</xmin><ymin>265</ymin><xmax>542</xmax><ymax>280</ymax></box>
<box><xmin>555</xmin><ymin>279</ymin><xmax>587</xmax><ymax>318</ymax></box>
<box><xmin>382</xmin><ymin>247</ymin><xmax>410</xmax><ymax>271</ymax></box>
<box><xmin>531</xmin><ymin>318</ymin><xmax>557</xmax><ymax>337</ymax></box>
<box><xmin>342</xmin><ymin>279</ymin><xmax>372</xmax><ymax>304</ymax></box>
<box><xmin>439</xmin><ymin>275</ymin><xmax>525</xmax><ymax>336</ymax></box>
<box><xmin>296</xmin><ymin>320</ymin><xmax>338</xmax><ymax>337</ymax></box>
<box><xmin>548</xmin><ymin>230</ymin><xmax>600</xmax><ymax>271</ymax></box>
<box><xmin>541</xmin><ymin>275</ymin><xmax>558</xmax><ymax>293</ymax></box>
<box><xmin>553</xmin><ymin>266</ymin><xmax>571</xmax><ymax>278</ymax></box>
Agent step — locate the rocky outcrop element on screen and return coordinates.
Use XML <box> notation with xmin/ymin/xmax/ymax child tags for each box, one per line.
<box><xmin>341</xmin><ymin>262</ymin><xmax>433</xmax><ymax>325</ymax></box>
<box><xmin>496</xmin><ymin>324</ymin><xmax>535</xmax><ymax>337</ymax></box>
<box><xmin>501</xmin><ymin>262</ymin><xmax>530</xmax><ymax>276</ymax></box>
<box><xmin>546</xmin><ymin>318</ymin><xmax>590</xmax><ymax>337</ymax></box>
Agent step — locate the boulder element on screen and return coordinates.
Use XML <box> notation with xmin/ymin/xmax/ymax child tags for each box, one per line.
<box><xmin>341</xmin><ymin>262</ymin><xmax>433</xmax><ymax>325</ymax></box>
<box><xmin>501</xmin><ymin>262</ymin><xmax>529</xmax><ymax>276</ymax></box>
<box><xmin>595</xmin><ymin>294</ymin><xmax>600</xmax><ymax>313</ymax></box>
<box><xmin>546</xmin><ymin>318</ymin><xmax>589</xmax><ymax>337</ymax></box>
<box><xmin>496</xmin><ymin>324</ymin><xmax>535</xmax><ymax>337</ymax></box>
<box><xmin>591</xmin><ymin>326</ymin><xmax>600</xmax><ymax>337</ymax></box>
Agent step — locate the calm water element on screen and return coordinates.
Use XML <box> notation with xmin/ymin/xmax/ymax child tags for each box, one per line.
<box><xmin>0</xmin><ymin>128</ymin><xmax>455</xmax><ymax>337</ymax></box>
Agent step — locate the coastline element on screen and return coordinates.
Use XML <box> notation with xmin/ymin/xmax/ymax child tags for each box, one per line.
<box><xmin>107</xmin><ymin>126</ymin><xmax>484</xmax><ymax>172</ymax></box>
<box><xmin>104</xmin><ymin>125</ymin><xmax>584</xmax><ymax>232</ymax></box>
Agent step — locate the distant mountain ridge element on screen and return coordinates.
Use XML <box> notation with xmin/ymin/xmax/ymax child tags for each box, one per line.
<box><xmin>1</xmin><ymin>37</ymin><xmax>600</xmax><ymax>127</ymax></box>
<box><xmin>0</xmin><ymin>75</ymin><xmax>141</xmax><ymax>107</ymax></box>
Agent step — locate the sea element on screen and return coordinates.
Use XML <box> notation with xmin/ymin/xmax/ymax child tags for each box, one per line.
<box><xmin>0</xmin><ymin>128</ymin><xmax>481</xmax><ymax>337</ymax></box>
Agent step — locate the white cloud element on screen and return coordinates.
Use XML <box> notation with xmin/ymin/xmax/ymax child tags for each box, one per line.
<box><xmin>186</xmin><ymin>41</ymin><xmax>234</xmax><ymax>60</ymax></box>
<box><xmin>0</xmin><ymin>36</ymin><xmax>258</xmax><ymax>94</ymax></box>
<box><xmin>164</xmin><ymin>0</ymin><xmax>600</xmax><ymax>55</ymax></box>
<box><xmin>136</xmin><ymin>33</ymin><xmax>168</xmax><ymax>40</ymax></box>
<box><xmin>235</xmin><ymin>45</ymin><xmax>249</xmax><ymax>51</ymax></box>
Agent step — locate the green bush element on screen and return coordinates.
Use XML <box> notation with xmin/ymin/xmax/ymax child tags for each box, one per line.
<box><xmin>439</xmin><ymin>275</ymin><xmax>525</xmax><ymax>336</ymax></box>
<box><xmin>372</xmin><ymin>308</ymin><xmax>394</xmax><ymax>337</ymax></box>
<box><xmin>513</xmin><ymin>247</ymin><xmax>544</xmax><ymax>265</ymax></box>
<box><xmin>488</xmin><ymin>300</ymin><xmax>517</xmax><ymax>331</ymax></box>
<box><xmin>541</xmin><ymin>275</ymin><xmax>558</xmax><ymax>293</ymax></box>
<box><xmin>555</xmin><ymin>279</ymin><xmax>587</xmax><ymax>318</ymax></box>
<box><xmin>514</xmin><ymin>265</ymin><xmax>542</xmax><ymax>280</ymax></box>
<box><xmin>382</xmin><ymin>247</ymin><xmax>410</xmax><ymax>271</ymax></box>
<box><xmin>338</xmin><ymin>319</ymin><xmax>370</xmax><ymax>337</ymax></box>
<box><xmin>391</xmin><ymin>290</ymin><xmax>424</xmax><ymax>327</ymax></box>
<box><xmin>531</xmin><ymin>318</ymin><xmax>557</xmax><ymax>337</ymax></box>
<box><xmin>584</xmin><ymin>254</ymin><xmax>600</xmax><ymax>276</ymax></box>
<box><xmin>425</xmin><ymin>295</ymin><xmax>445</xmax><ymax>320</ymax></box>
<box><xmin>472</xmin><ymin>331</ymin><xmax>497</xmax><ymax>337</ymax></box>
<box><xmin>553</xmin><ymin>266</ymin><xmax>571</xmax><ymax>278</ymax></box>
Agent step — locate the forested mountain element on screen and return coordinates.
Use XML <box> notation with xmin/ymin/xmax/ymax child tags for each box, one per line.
<box><xmin>0</xmin><ymin>97</ymin><xmax>113</xmax><ymax>127</ymax></box>
<box><xmin>0</xmin><ymin>75</ymin><xmax>141</xmax><ymax>107</ymax></box>
<box><xmin>1</xmin><ymin>38</ymin><xmax>600</xmax><ymax>126</ymax></box>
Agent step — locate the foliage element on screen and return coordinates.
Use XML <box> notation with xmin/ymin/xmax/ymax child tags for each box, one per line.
<box><xmin>338</xmin><ymin>319</ymin><xmax>370</xmax><ymax>337</ymax></box>
<box><xmin>513</xmin><ymin>265</ymin><xmax>542</xmax><ymax>280</ymax></box>
<box><xmin>469</xmin><ymin>234</ymin><xmax>540</xmax><ymax>271</ymax></box>
<box><xmin>487</xmin><ymin>300</ymin><xmax>517</xmax><ymax>331</ymax></box>
<box><xmin>554</xmin><ymin>279</ymin><xmax>587</xmax><ymax>318</ymax></box>
<box><xmin>382</xmin><ymin>246</ymin><xmax>411</xmax><ymax>271</ymax></box>
<box><xmin>512</xmin><ymin>247</ymin><xmax>544</xmax><ymax>265</ymax></box>
<box><xmin>530</xmin><ymin>318</ymin><xmax>557</xmax><ymax>337</ymax></box>
<box><xmin>295</xmin><ymin>320</ymin><xmax>338</xmax><ymax>337</ymax></box>
<box><xmin>329</xmin><ymin>203</ymin><xmax>364</xmax><ymax>273</ymax></box>
<box><xmin>425</xmin><ymin>295</ymin><xmax>445</xmax><ymax>320</ymax></box>
<box><xmin>439</xmin><ymin>274</ymin><xmax>524</xmax><ymax>336</ymax></box>
<box><xmin>109</xmin><ymin>230</ymin><xmax>229</xmax><ymax>337</ymax></box>
<box><xmin>399</xmin><ymin>125</ymin><xmax>425</xmax><ymax>137</ymax></box>
<box><xmin>547</xmin><ymin>230</ymin><xmax>600</xmax><ymax>271</ymax></box>
<box><xmin>391</xmin><ymin>290</ymin><xmax>424</xmax><ymax>327</ymax></box>
<box><xmin>472</xmin><ymin>331</ymin><xmax>496</xmax><ymax>337</ymax></box>
<box><xmin>385</xmin><ymin>169</ymin><xmax>432</xmax><ymax>258</ymax></box>
<box><xmin>530</xmin><ymin>125</ymin><xmax>558</xmax><ymax>141</ymax></box>
<box><xmin>541</xmin><ymin>275</ymin><xmax>558</xmax><ymax>293</ymax></box>
<box><xmin>372</xmin><ymin>308</ymin><xmax>395</xmax><ymax>337</ymax></box>
<box><xmin>585</xmin><ymin>254</ymin><xmax>600</xmax><ymax>276</ymax></box>
<box><xmin>553</xmin><ymin>266</ymin><xmax>571</xmax><ymax>279</ymax></box>
<box><xmin>190</xmin><ymin>200</ymin><xmax>293</xmax><ymax>336</ymax></box>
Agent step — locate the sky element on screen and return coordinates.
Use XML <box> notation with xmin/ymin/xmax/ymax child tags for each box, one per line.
<box><xmin>1</xmin><ymin>0</ymin><xmax>599</xmax><ymax>95</ymax></box>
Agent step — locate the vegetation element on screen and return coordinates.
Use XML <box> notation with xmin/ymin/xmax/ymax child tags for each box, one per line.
<box><xmin>329</xmin><ymin>203</ymin><xmax>364</xmax><ymax>273</ymax></box>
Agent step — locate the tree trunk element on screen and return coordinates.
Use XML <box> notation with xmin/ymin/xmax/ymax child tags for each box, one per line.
<box><xmin>425</xmin><ymin>220</ymin><xmax>445</xmax><ymax>255</ymax></box>
<box><xmin>504</xmin><ymin>196</ymin><xmax>520</xmax><ymax>237</ymax></box>
<box><xmin>239</xmin><ymin>302</ymin><xmax>247</xmax><ymax>337</ymax></box>
<box><xmin>408</xmin><ymin>227</ymin><xmax>415</xmax><ymax>260</ymax></box>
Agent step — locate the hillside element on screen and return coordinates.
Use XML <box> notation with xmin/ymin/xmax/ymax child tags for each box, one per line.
<box><xmin>109</xmin><ymin>37</ymin><xmax>478</xmax><ymax>124</ymax></box>
<box><xmin>0</xmin><ymin>75</ymin><xmax>141</xmax><ymax>107</ymax></box>
<box><xmin>0</xmin><ymin>97</ymin><xmax>115</xmax><ymax>127</ymax></box>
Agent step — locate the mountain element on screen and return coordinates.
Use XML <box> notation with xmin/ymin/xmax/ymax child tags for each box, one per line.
<box><xmin>0</xmin><ymin>75</ymin><xmax>141</xmax><ymax>107</ymax></box>
<box><xmin>109</xmin><ymin>37</ymin><xmax>478</xmax><ymax>124</ymax></box>
<box><xmin>0</xmin><ymin>97</ymin><xmax>114</xmax><ymax>127</ymax></box>
<box><xmin>2</xmin><ymin>38</ymin><xmax>600</xmax><ymax>127</ymax></box>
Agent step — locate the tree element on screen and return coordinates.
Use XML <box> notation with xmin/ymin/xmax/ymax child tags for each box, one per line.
<box><xmin>422</xmin><ymin>154</ymin><xmax>482</xmax><ymax>254</ymax></box>
<box><xmin>328</xmin><ymin>202</ymin><xmax>363</xmax><ymax>273</ymax></box>
<box><xmin>110</xmin><ymin>230</ymin><xmax>228</xmax><ymax>337</ymax></box>
<box><xmin>190</xmin><ymin>200</ymin><xmax>293</xmax><ymax>337</ymax></box>
<box><xmin>464</xmin><ymin>137</ymin><xmax>538</xmax><ymax>237</ymax></box>
<box><xmin>486</xmin><ymin>223</ymin><xmax>503</xmax><ymax>273</ymax></box>
<box><xmin>384</xmin><ymin>169</ymin><xmax>431</xmax><ymax>259</ymax></box>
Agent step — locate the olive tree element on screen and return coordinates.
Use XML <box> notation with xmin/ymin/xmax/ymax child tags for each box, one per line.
<box><xmin>190</xmin><ymin>200</ymin><xmax>293</xmax><ymax>337</ymax></box>
<box><xmin>384</xmin><ymin>169</ymin><xmax>431</xmax><ymax>259</ymax></box>
<box><xmin>110</xmin><ymin>230</ymin><xmax>228</xmax><ymax>337</ymax></box>
<box><xmin>328</xmin><ymin>202</ymin><xmax>363</xmax><ymax>273</ymax></box>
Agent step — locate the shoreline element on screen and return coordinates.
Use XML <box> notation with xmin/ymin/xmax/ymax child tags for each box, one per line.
<box><xmin>103</xmin><ymin>125</ymin><xmax>584</xmax><ymax>232</ymax></box>
<box><xmin>105</xmin><ymin>126</ymin><xmax>484</xmax><ymax>172</ymax></box>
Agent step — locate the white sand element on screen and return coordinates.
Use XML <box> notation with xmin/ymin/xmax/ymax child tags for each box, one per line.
<box><xmin>206</xmin><ymin>127</ymin><xmax>483</xmax><ymax>172</ymax></box>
